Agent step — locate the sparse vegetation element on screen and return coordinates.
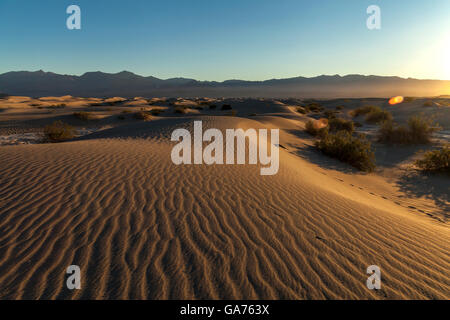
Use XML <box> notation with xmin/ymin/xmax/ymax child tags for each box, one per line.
<box><xmin>415</xmin><ymin>146</ymin><xmax>450</xmax><ymax>173</ymax></box>
<box><xmin>377</xmin><ymin>115</ymin><xmax>440</xmax><ymax>144</ymax></box>
<box><xmin>44</xmin><ymin>121</ymin><xmax>75</xmax><ymax>142</ymax></box>
<box><xmin>305</xmin><ymin>120</ymin><xmax>328</xmax><ymax>138</ymax></box>
<box><xmin>134</xmin><ymin>111</ymin><xmax>152</xmax><ymax>120</ymax></box>
<box><xmin>296</xmin><ymin>106</ymin><xmax>307</xmax><ymax>114</ymax></box>
<box><xmin>174</xmin><ymin>107</ymin><xmax>187</xmax><ymax>114</ymax></box>
<box><xmin>364</xmin><ymin>108</ymin><xmax>392</xmax><ymax>124</ymax></box>
<box><xmin>323</xmin><ymin>110</ymin><xmax>339</xmax><ymax>119</ymax></box>
<box><xmin>328</xmin><ymin>118</ymin><xmax>355</xmax><ymax>134</ymax></box>
<box><xmin>306</xmin><ymin>102</ymin><xmax>323</xmax><ymax>113</ymax></box>
<box><xmin>150</xmin><ymin>108</ymin><xmax>164</xmax><ymax>116</ymax></box>
<box><xmin>48</xmin><ymin>103</ymin><xmax>66</xmax><ymax>108</ymax></box>
<box><xmin>73</xmin><ymin>111</ymin><xmax>94</xmax><ymax>121</ymax></box>
<box><xmin>315</xmin><ymin>131</ymin><xmax>376</xmax><ymax>172</ymax></box>
<box><xmin>350</xmin><ymin>105</ymin><xmax>379</xmax><ymax>117</ymax></box>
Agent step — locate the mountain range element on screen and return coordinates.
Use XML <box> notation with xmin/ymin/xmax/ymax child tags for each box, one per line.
<box><xmin>0</xmin><ymin>70</ymin><xmax>449</xmax><ymax>98</ymax></box>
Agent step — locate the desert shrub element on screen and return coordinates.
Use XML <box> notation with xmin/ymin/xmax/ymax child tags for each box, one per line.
<box><xmin>221</xmin><ymin>104</ymin><xmax>232</xmax><ymax>110</ymax></box>
<box><xmin>305</xmin><ymin>120</ymin><xmax>328</xmax><ymax>138</ymax></box>
<box><xmin>415</xmin><ymin>146</ymin><xmax>450</xmax><ymax>173</ymax></box>
<box><xmin>315</xmin><ymin>131</ymin><xmax>376</xmax><ymax>172</ymax></box>
<box><xmin>150</xmin><ymin>108</ymin><xmax>164</xmax><ymax>116</ymax></box>
<box><xmin>44</xmin><ymin>121</ymin><xmax>75</xmax><ymax>142</ymax></box>
<box><xmin>90</xmin><ymin>102</ymin><xmax>104</xmax><ymax>107</ymax></box>
<box><xmin>73</xmin><ymin>111</ymin><xmax>94</xmax><ymax>121</ymax></box>
<box><xmin>30</xmin><ymin>103</ymin><xmax>41</xmax><ymax>107</ymax></box>
<box><xmin>48</xmin><ymin>103</ymin><xmax>66</xmax><ymax>108</ymax></box>
<box><xmin>306</xmin><ymin>102</ymin><xmax>323</xmax><ymax>113</ymax></box>
<box><xmin>328</xmin><ymin>118</ymin><xmax>354</xmax><ymax>134</ymax></box>
<box><xmin>174</xmin><ymin>107</ymin><xmax>187</xmax><ymax>114</ymax></box>
<box><xmin>323</xmin><ymin>110</ymin><xmax>339</xmax><ymax>119</ymax></box>
<box><xmin>365</xmin><ymin>109</ymin><xmax>392</xmax><ymax>124</ymax></box>
<box><xmin>423</xmin><ymin>100</ymin><xmax>433</xmax><ymax>107</ymax></box>
<box><xmin>194</xmin><ymin>106</ymin><xmax>204</xmax><ymax>110</ymax></box>
<box><xmin>296</xmin><ymin>107</ymin><xmax>307</xmax><ymax>114</ymax></box>
<box><xmin>377</xmin><ymin>115</ymin><xmax>439</xmax><ymax>144</ymax></box>
<box><xmin>350</xmin><ymin>105</ymin><xmax>379</xmax><ymax>117</ymax></box>
<box><xmin>335</xmin><ymin>105</ymin><xmax>344</xmax><ymax>110</ymax></box>
<box><xmin>134</xmin><ymin>111</ymin><xmax>152</xmax><ymax>120</ymax></box>
<box><xmin>404</xmin><ymin>97</ymin><xmax>415</xmax><ymax>103</ymax></box>
<box><xmin>121</xmin><ymin>110</ymin><xmax>132</xmax><ymax>113</ymax></box>
<box><xmin>209</xmin><ymin>104</ymin><xmax>217</xmax><ymax>110</ymax></box>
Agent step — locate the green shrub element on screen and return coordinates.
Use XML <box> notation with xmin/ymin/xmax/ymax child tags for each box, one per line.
<box><xmin>305</xmin><ymin>120</ymin><xmax>328</xmax><ymax>138</ymax></box>
<box><xmin>316</xmin><ymin>131</ymin><xmax>376</xmax><ymax>172</ymax></box>
<box><xmin>350</xmin><ymin>105</ymin><xmax>379</xmax><ymax>117</ymax></box>
<box><xmin>377</xmin><ymin>115</ymin><xmax>439</xmax><ymax>144</ymax></box>
<box><xmin>44</xmin><ymin>121</ymin><xmax>75</xmax><ymax>142</ymax></box>
<box><xmin>73</xmin><ymin>111</ymin><xmax>94</xmax><ymax>121</ymax></box>
<box><xmin>415</xmin><ymin>146</ymin><xmax>450</xmax><ymax>173</ymax></box>
<box><xmin>134</xmin><ymin>111</ymin><xmax>152</xmax><ymax>120</ymax></box>
<box><xmin>365</xmin><ymin>109</ymin><xmax>392</xmax><ymax>124</ymax></box>
<box><xmin>328</xmin><ymin>118</ymin><xmax>355</xmax><ymax>134</ymax></box>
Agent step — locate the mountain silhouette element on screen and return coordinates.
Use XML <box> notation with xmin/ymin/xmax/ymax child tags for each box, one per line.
<box><xmin>0</xmin><ymin>70</ymin><xmax>449</xmax><ymax>98</ymax></box>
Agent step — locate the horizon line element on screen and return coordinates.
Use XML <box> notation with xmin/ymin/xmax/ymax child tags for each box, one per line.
<box><xmin>2</xmin><ymin>69</ymin><xmax>449</xmax><ymax>83</ymax></box>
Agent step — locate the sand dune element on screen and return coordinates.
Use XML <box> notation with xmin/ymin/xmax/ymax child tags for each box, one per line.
<box><xmin>0</xmin><ymin>115</ymin><xmax>448</xmax><ymax>299</ymax></box>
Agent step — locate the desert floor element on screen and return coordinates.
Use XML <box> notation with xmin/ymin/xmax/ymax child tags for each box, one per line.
<box><xmin>0</xmin><ymin>95</ymin><xmax>448</xmax><ymax>299</ymax></box>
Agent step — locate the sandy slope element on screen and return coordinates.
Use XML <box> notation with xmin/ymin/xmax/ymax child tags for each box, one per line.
<box><xmin>0</xmin><ymin>116</ymin><xmax>448</xmax><ymax>299</ymax></box>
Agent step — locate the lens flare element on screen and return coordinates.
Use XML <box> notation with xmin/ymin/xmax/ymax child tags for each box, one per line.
<box><xmin>314</xmin><ymin>118</ymin><xmax>328</xmax><ymax>129</ymax></box>
<box><xmin>389</xmin><ymin>96</ymin><xmax>404</xmax><ymax>105</ymax></box>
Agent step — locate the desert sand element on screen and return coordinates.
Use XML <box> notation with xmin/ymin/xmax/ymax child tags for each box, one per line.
<box><xmin>0</xmin><ymin>96</ymin><xmax>448</xmax><ymax>299</ymax></box>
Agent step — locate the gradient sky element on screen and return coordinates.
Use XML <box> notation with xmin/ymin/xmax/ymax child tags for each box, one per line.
<box><xmin>1</xmin><ymin>0</ymin><xmax>449</xmax><ymax>81</ymax></box>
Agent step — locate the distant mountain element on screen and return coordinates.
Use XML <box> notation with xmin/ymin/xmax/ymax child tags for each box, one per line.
<box><xmin>0</xmin><ymin>70</ymin><xmax>449</xmax><ymax>98</ymax></box>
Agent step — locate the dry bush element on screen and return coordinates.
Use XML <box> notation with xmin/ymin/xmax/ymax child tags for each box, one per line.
<box><xmin>350</xmin><ymin>105</ymin><xmax>379</xmax><ymax>117</ymax></box>
<box><xmin>377</xmin><ymin>115</ymin><xmax>440</xmax><ymax>144</ymax></box>
<box><xmin>174</xmin><ymin>107</ymin><xmax>187</xmax><ymax>114</ymax></box>
<box><xmin>415</xmin><ymin>146</ymin><xmax>450</xmax><ymax>173</ymax></box>
<box><xmin>364</xmin><ymin>109</ymin><xmax>392</xmax><ymax>124</ymax></box>
<box><xmin>305</xmin><ymin>120</ymin><xmax>328</xmax><ymax>138</ymax></box>
<box><xmin>134</xmin><ymin>111</ymin><xmax>152</xmax><ymax>120</ymax></box>
<box><xmin>73</xmin><ymin>111</ymin><xmax>94</xmax><ymax>121</ymax></box>
<box><xmin>150</xmin><ymin>108</ymin><xmax>164</xmax><ymax>116</ymax></box>
<box><xmin>316</xmin><ymin>131</ymin><xmax>376</xmax><ymax>172</ymax></box>
<box><xmin>328</xmin><ymin>118</ymin><xmax>354</xmax><ymax>134</ymax></box>
<box><xmin>44</xmin><ymin>121</ymin><xmax>75</xmax><ymax>142</ymax></box>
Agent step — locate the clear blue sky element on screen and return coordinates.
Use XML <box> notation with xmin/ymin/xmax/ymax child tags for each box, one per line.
<box><xmin>1</xmin><ymin>0</ymin><xmax>449</xmax><ymax>80</ymax></box>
